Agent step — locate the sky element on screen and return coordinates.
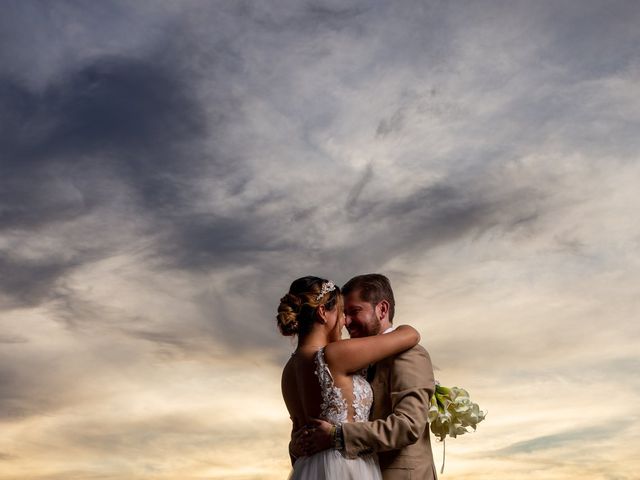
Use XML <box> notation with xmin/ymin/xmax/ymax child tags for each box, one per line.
<box><xmin>1</xmin><ymin>0</ymin><xmax>639</xmax><ymax>479</ymax></box>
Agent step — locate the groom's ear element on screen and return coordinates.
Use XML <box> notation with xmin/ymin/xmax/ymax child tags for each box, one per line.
<box><xmin>377</xmin><ymin>300</ymin><xmax>389</xmax><ymax>321</ymax></box>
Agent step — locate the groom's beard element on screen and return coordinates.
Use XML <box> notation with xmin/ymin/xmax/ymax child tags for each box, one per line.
<box><xmin>368</xmin><ymin>313</ymin><xmax>382</xmax><ymax>337</ymax></box>
<box><xmin>348</xmin><ymin>312</ymin><xmax>382</xmax><ymax>338</ymax></box>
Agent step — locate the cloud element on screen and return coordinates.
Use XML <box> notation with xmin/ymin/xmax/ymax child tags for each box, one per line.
<box><xmin>492</xmin><ymin>423</ymin><xmax>626</xmax><ymax>455</ymax></box>
<box><xmin>0</xmin><ymin>53</ymin><xmax>208</xmax><ymax>218</ymax></box>
<box><xmin>0</xmin><ymin>334</ymin><xmax>28</xmax><ymax>344</ymax></box>
<box><xmin>0</xmin><ymin>47</ymin><xmax>216</xmax><ymax>308</ymax></box>
<box><xmin>0</xmin><ymin>354</ymin><xmax>87</xmax><ymax>421</ymax></box>
<box><xmin>0</xmin><ymin>253</ymin><xmax>79</xmax><ymax>308</ymax></box>
<box><xmin>345</xmin><ymin>162</ymin><xmax>374</xmax><ymax>213</ymax></box>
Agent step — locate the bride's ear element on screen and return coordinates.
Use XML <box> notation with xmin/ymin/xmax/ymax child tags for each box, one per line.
<box><xmin>316</xmin><ymin>305</ymin><xmax>327</xmax><ymax>324</ymax></box>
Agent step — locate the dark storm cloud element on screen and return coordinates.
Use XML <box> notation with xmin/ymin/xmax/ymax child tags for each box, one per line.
<box><xmin>1</xmin><ymin>1</ymin><xmax>338</xmax><ymax>314</ymax></box>
<box><xmin>324</xmin><ymin>164</ymin><xmax>547</xmax><ymax>277</ymax></box>
<box><xmin>0</xmin><ymin>253</ymin><xmax>80</xmax><ymax>308</ymax></box>
<box><xmin>154</xmin><ymin>209</ymin><xmax>294</xmax><ymax>271</ymax></box>
<box><xmin>0</xmin><ymin>52</ymin><xmax>214</xmax><ymax>307</ymax></box>
<box><xmin>0</xmin><ymin>54</ymin><xmax>207</xmax><ymax>219</ymax></box>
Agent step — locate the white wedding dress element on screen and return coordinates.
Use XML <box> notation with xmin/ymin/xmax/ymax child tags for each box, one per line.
<box><xmin>288</xmin><ymin>347</ymin><xmax>382</xmax><ymax>480</ymax></box>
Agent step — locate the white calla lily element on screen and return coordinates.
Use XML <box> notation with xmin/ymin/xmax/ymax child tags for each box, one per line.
<box><xmin>428</xmin><ymin>382</ymin><xmax>487</xmax><ymax>473</ymax></box>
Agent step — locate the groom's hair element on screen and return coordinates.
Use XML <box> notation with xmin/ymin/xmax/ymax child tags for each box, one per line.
<box><xmin>342</xmin><ymin>273</ymin><xmax>395</xmax><ymax>322</ymax></box>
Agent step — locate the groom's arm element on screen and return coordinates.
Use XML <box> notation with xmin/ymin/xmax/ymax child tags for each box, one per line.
<box><xmin>341</xmin><ymin>345</ymin><xmax>435</xmax><ymax>458</ymax></box>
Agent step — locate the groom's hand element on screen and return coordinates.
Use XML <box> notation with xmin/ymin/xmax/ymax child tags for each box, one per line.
<box><xmin>301</xmin><ymin>418</ymin><xmax>334</xmax><ymax>456</ymax></box>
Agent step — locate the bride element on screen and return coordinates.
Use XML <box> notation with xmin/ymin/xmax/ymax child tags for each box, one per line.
<box><xmin>277</xmin><ymin>276</ymin><xmax>419</xmax><ymax>479</ymax></box>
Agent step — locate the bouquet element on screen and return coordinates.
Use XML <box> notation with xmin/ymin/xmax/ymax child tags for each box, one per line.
<box><xmin>428</xmin><ymin>381</ymin><xmax>487</xmax><ymax>473</ymax></box>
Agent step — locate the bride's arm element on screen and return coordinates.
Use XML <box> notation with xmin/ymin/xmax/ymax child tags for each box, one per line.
<box><xmin>324</xmin><ymin>325</ymin><xmax>419</xmax><ymax>375</ymax></box>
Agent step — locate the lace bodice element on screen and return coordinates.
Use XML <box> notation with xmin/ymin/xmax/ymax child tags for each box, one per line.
<box><xmin>314</xmin><ymin>347</ymin><xmax>373</xmax><ymax>425</ymax></box>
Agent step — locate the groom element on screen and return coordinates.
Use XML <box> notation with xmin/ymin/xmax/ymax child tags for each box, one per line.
<box><xmin>293</xmin><ymin>274</ymin><xmax>438</xmax><ymax>479</ymax></box>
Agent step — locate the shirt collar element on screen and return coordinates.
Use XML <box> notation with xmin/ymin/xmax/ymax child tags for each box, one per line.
<box><xmin>382</xmin><ymin>326</ymin><xmax>396</xmax><ymax>334</ymax></box>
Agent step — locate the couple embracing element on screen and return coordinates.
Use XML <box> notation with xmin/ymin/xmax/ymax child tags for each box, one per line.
<box><xmin>277</xmin><ymin>274</ymin><xmax>438</xmax><ymax>480</ymax></box>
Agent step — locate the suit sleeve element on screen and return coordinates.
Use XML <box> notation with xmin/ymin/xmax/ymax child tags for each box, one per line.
<box><xmin>341</xmin><ymin>345</ymin><xmax>435</xmax><ymax>458</ymax></box>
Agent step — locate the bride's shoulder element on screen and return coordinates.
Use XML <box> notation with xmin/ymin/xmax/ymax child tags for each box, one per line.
<box><xmin>286</xmin><ymin>346</ymin><xmax>323</xmax><ymax>365</ymax></box>
<box><xmin>281</xmin><ymin>356</ymin><xmax>296</xmax><ymax>379</ymax></box>
<box><xmin>322</xmin><ymin>340</ymin><xmax>353</xmax><ymax>371</ymax></box>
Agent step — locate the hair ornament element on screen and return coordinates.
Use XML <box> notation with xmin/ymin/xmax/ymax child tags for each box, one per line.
<box><xmin>315</xmin><ymin>281</ymin><xmax>336</xmax><ymax>301</ymax></box>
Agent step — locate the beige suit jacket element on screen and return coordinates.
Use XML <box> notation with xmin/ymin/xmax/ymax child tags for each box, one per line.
<box><xmin>342</xmin><ymin>344</ymin><xmax>438</xmax><ymax>480</ymax></box>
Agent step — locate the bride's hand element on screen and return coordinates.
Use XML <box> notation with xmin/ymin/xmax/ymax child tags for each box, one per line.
<box><xmin>302</xmin><ymin>418</ymin><xmax>334</xmax><ymax>456</ymax></box>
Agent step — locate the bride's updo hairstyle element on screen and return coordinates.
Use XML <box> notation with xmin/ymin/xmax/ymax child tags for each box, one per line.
<box><xmin>277</xmin><ymin>276</ymin><xmax>341</xmax><ymax>337</ymax></box>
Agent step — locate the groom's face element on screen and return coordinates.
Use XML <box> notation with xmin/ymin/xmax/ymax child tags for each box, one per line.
<box><xmin>344</xmin><ymin>290</ymin><xmax>382</xmax><ymax>338</ymax></box>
